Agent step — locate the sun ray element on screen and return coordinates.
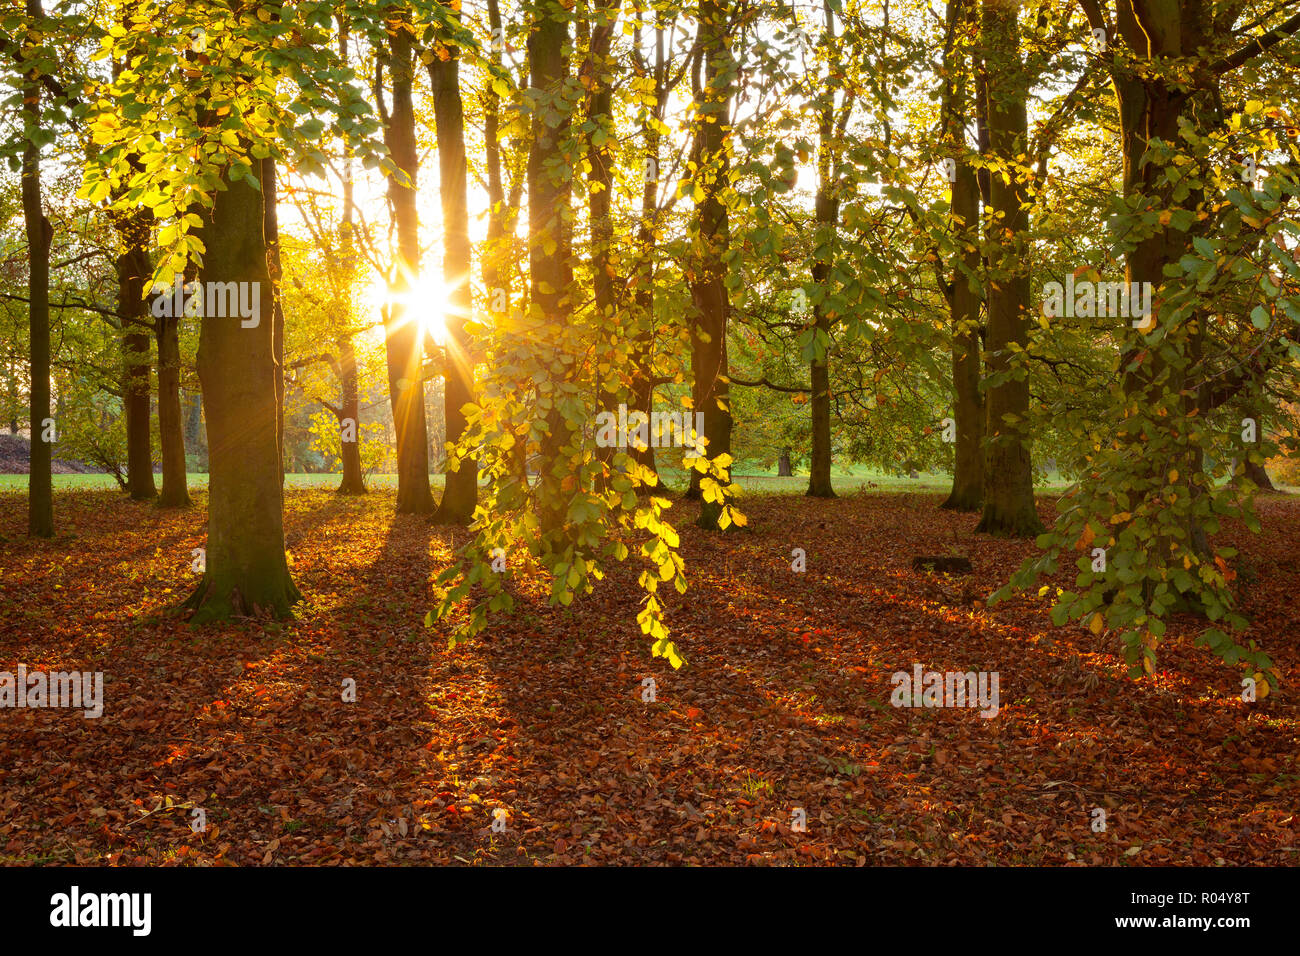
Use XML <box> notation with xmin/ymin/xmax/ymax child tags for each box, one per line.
<box><xmin>364</xmin><ymin>271</ymin><xmax>455</xmax><ymax>347</ymax></box>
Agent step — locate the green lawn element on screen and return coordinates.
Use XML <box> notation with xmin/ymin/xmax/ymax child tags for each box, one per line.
<box><xmin>0</xmin><ymin>472</ymin><xmax>429</xmax><ymax>492</ymax></box>
<box><xmin>0</xmin><ymin>468</ymin><xmax>1081</xmax><ymax>495</ymax></box>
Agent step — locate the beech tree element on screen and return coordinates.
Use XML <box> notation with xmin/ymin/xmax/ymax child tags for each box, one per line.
<box><xmin>376</xmin><ymin>5</ymin><xmax>435</xmax><ymax>515</ymax></box>
<box><xmin>81</xmin><ymin>0</ymin><xmax>392</xmax><ymax>621</ymax></box>
<box><xmin>973</xmin><ymin>0</ymin><xmax>1041</xmax><ymax>537</ymax></box>
<box><xmin>427</xmin><ymin>1</ymin><xmax>478</xmax><ymax>524</ymax></box>
<box><xmin>12</xmin><ymin>0</ymin><xmax>57</xmax><ymax>537</ymax></box>
<box><xmin>685</xmin><ymin>0</ymin><xmax>737</xmax><ymax>530</ymax></box>
<box><xmin>939</xmin><ymin>0</ymin><xmax>983</xmax><ymax>512</ymax></box>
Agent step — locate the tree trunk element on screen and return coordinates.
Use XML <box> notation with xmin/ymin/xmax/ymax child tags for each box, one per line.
<box><xmin>584</xmin><ymin>6</ymin><xmax>617</xmax><ymax>327</ymax></box>
<box><xmin>1103</xmin><ymin>3</ymin><xmax>1213</xmax><ymax>572</ymax></box>
<box><xmin>806</xmin><ymin>323</ymin><xmax>834</xmax><ymax>496</ymax></box>
<box><xmin>382</xmin><ymin>12</ymin><xmax>435</xmax><ymax>514</ymax></box>
<box><xmin>428</xmin><ymin>13</ymin><xmax>478</xmax><ymax>525</ymax></box>
<box><xmin>973</xmin><ymin>0</ymin><xmax>1041</xmax><ymax>537</ymax></box>
<box><xmin>807</xmin><ymin>7</ymin><xmax>838</xmax><ymax>500</ymax></box>
<box><xmin>1244</xmin><ymin>459</ymin><xmax>1276</xmax><ymax>491</ymax></box>
<box><xmin>628</xmin><ymin>12</ymin><xmax>666</xmax><ymax>475</ymax></box>
<box><xmin>184</xmin><ymin>160</ymin><xmax>300</xmax><ymax>622</ymax></box>
<box><xmin>184</xmin><ymin>389</ymin><xmax>205</xmax><ymax>464</ymax></box>
<box><xmin>584</xmin><ymin>2</ymin><xmax>621</xmax><ymax>479</ymax></box>
<box><xmin>336</xmin><ymin>333</ymin><xmax>365</xmax><ymax>494</ymax></box>
<box><xmin>778</xmin><ymin>447</ymin><xmax>792</xmax><ymax>477</ymax></box>
<box><xmin>685</xmin><ymin>0</ymin><xmax>735</xmax><ymax>530</ymax></box>
<box><xmin>1240</xmin><ymin>406</ymin><xmax>1277</xmax><ymax>490</ymax></box>
<box><xmin>155</xmin><ymin>305</ymin><xmax>190</xmax><ymax>507</ymax></box>
<box><xmin>527</xmin><ymin>0</ymin><xmax>573</xmax><ymax>535</ymax></box>
<box><xmin>335</xmin><ymin>18</ymin><xmax>366</xmax><ymax>497</ymax></box>
<box><xmin>261</xmin><ymin>156</ymin><xmax>287</xmax><ymax>483</ymax></box>
<box><xmin>22</xmin><ymin>0</ymin><xmax>53</xmax><ymax>538</ymax></box>
<box><xmin>941</xmin><ymin>0</ymin><xmax>983</xmax><ymax>511</ymax></box>
<box><xmin>482</xmin><ymin>0</ymin><xmax>531</xmax><ymax>487</ymax></box>
<box><xmin>116</xmin><ymin>206</ymin><xmax>157</xmax><ymax>501</ymax></box>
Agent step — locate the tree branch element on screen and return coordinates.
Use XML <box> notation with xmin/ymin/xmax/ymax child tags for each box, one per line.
<box><xmin>1210</xmin><ymin>9</ymin><xmax>1300</xmax><ymax>74</ymax></box>
<box><xmin>728</xmin><ymin>374</ymin><xmax>811</xmax><ymax>394</ymax></box>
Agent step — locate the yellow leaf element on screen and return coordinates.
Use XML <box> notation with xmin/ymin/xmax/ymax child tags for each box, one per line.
<box><xmin>1089</xmin><ymin>613</ymin><xmax>1104</xmax><ymax>635</ymax></box>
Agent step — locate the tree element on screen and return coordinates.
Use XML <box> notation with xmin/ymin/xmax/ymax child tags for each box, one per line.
<box><xmin>427</xmin><ymin>3</ymin><xmax>478</xmax><ymax>525</ymax></box>
<box><xmin>685</xmin><ymin>0</ymin><xmax>736</xmax><ymax>530</ymax></box>
<box><xmin>973</xmin><ymin>0</ymin><xmax>1041</xmax><ymax>537</ymax></box>
<box><xmin>998</xmin><ymin>1</ymin><xmax>1300</xmax><ymax>682</ymax></box>
<box><xmin>109</xmin><ymin>54</ymin><xmax>157</xmax><ymax>503</ymax></box>
<box><xmin>525</xmin><ymin>0</ymin><xmax>574</xmax><ymax>537</ymax></box>
<box><xmin>806</xmin><ymin>0</ymin><xmax>854</xmax><ymax>500</ymax></box>
<box><xmin>262</xmin><ymin>154</ymin><xmax>289</xmax><ymax>482</ymax></box>
<box><xmin>184</xmin><ymin>159</ymin><xmax>300</xmax><ymax>621</ymax></box>
<box><xmin>627</xmin><ymin>3</ymin><xmax>670</xmax><ymax>474</ymax></box>
<box><xmin>377</xmin><ymin>6</ymin><xmax>435</xmax><ymax>514</ymax></box>
<box><xmin>940</xmin><ymin>0</ymin><xmax>983</xmax><ymax>512</ymax></box>
<box><xmin>112</xmin><ymin>204</ymin><xmax>157</xmax><ymax>502</ymax></box>
<box><xmin>20</xmin><ymin>0</ymin><xmax>54</xmax><ymax>537</ymax></box>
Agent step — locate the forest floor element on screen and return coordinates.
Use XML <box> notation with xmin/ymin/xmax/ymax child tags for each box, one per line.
<box><xmin>1</xmin><ymin>486</ymin><xmax>1298</xmax><ymax>866</ymax></box>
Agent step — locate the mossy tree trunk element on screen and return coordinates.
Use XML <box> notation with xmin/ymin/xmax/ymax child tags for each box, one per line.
<box><xmin>527</xmin><ymin>0</ymin><xmax>574</xmax><ymax>536</ymax></box>
<box><xmin>685</xmin><ymin>0</ymin><xmax>735</xmax><ymax>530</ymax></box>
<box><xmin>115</xmin><ymin>203</ymin><xmax>157</xmax><ymax>502</ymax></box>
<box><xmin>184</xmin><ymin>160</ymin><xmax>300</xmax><ymax>622</ymax></box>
<box><xmin>973</xmin><ymin>0</ymin><xmax>1041</xmax><ymax>537</ymax></box>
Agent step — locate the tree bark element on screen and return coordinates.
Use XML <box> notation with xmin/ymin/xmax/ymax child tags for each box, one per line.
<box><xmin>685</xmin><ymin>0</ymin><xmax>735</xmax><ymax>530</ymax></box>
<box><xmin>115</xmin><ymin>205</ymin><xmax>157</xmax><ymax>501</ymax></box>
<box><xmin>1098</xmin><ymin>2</ymin><xmax>1217</xmax><ymax>568</ymax></box>
<box><xmin>155</xmin><ymin>304</ymin><xmax>190</xmax><ymax>506</ymax></box>
<box><xmin>628</xmin><ymin>11</ymin><xmax>666</xmax><ymax>474</ymax></box>
<box><xmin>585</xmin><ymin>2</ymin><xmax>622</xmax><ymax>482</ymax></box>
<box><xmin>973</xmin><ymin>0</ymin><xmax>1041</xmax><ymax>537</ymax></box>
<box><xmin>332</xmin><ymin>17</ymin><xmax>366</xmax><ymax>496</ymax></box>
<box><xmin>428</xmin><ymin>12</ymin><xmax>478</xmax><ymax>524</ymax></box>
<box><xmin>336</xmin><ymin>336</ymin><xmax>364</xmax><ymax>494</ymax></box>
<box><xmin>381</xmin><ymin>10</ymin><xmax>435</xmax><ymax>514</ymax></box>
<box><xmin>527</xmin><ymin>0</ymin><xmax>573</xmax><ymax>535</ymax></box>
<box><xmin>1244</xmin><ymin>459</ymin><xmax>1276</xmax><ymax>491</ymax></box>
<box><xmin>184</xmin><ymin>159</ymin><xmax>300</xmax><ymax>622</ymax></box>
<box><xmin>941</xmin><ymin>0</ymin><xmax>983</xmax><ymax>512</ymax></box>
<box><xmin>807</xmin><ymin>2</ymin><xmax>839</xmax><ymax>500</ymax></box>
<box><xmin>22</xmin><ymin>0</ymin><xmax>53</xmax><ymax>538</ymax></box>
<box><xmin>184</xmin><ymin>388</ymin><xmax>205</xmax><ymax>464</ymax></box>
<box><xmin>778</xmin><ymin>447</ymin><xmax>793</xmax><ymax>477</ymax></box>
<box><xmin>261</xmin><ymin>155</ymin><xmax>287</xmax><ymax>483</ymax></box>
